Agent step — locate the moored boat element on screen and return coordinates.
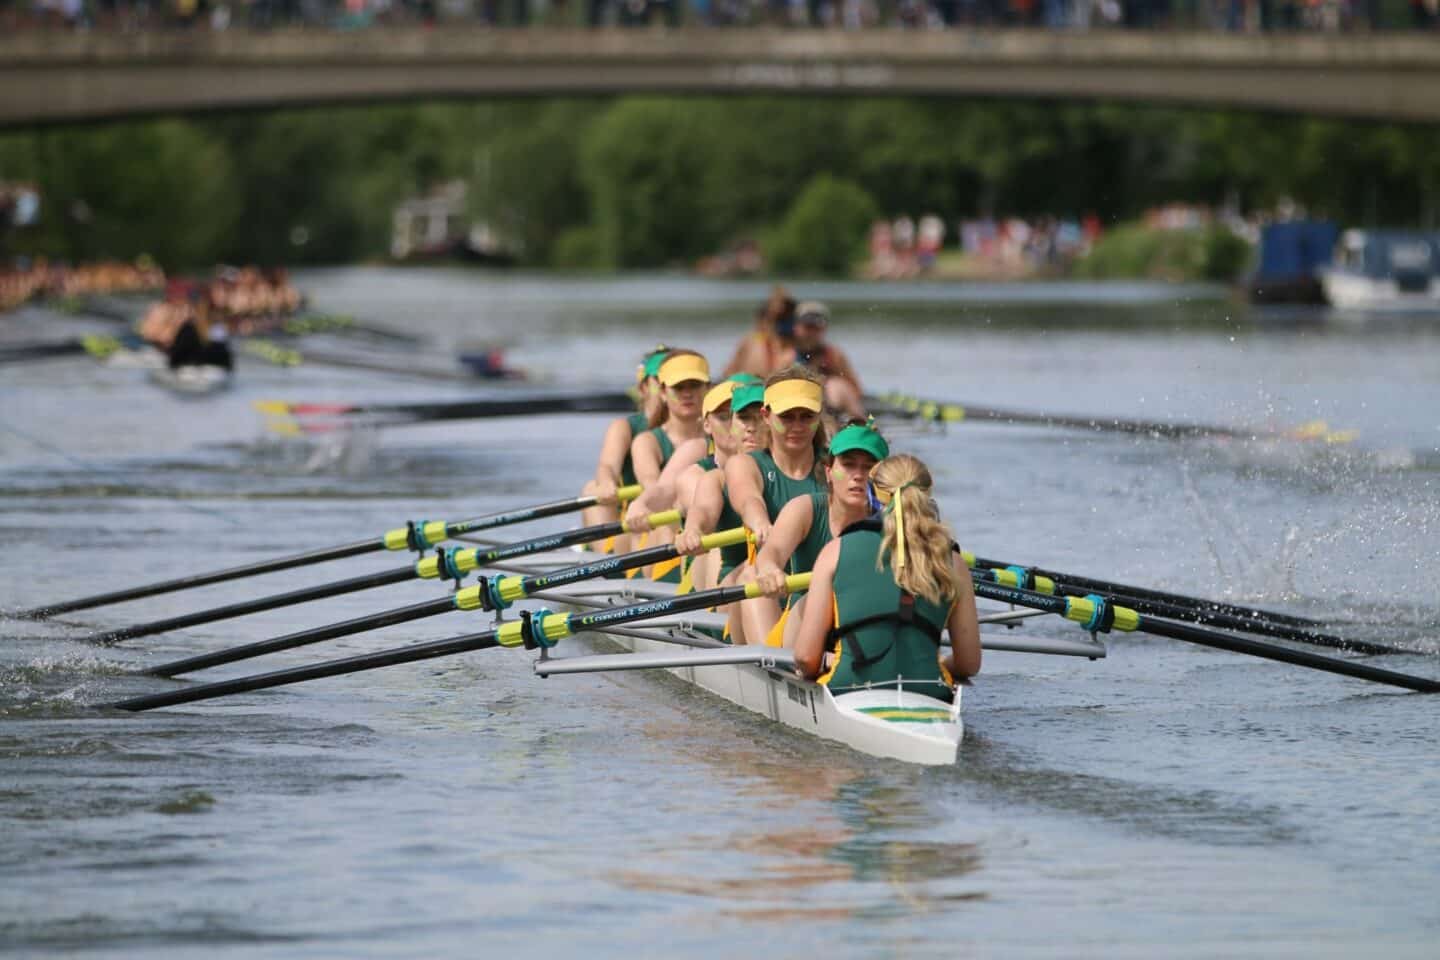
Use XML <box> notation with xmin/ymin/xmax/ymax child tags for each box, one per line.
<box><xmin>1320</xmin><ymin>229</ymin><xmax>1440</xmax><ymax>313</ymax></box>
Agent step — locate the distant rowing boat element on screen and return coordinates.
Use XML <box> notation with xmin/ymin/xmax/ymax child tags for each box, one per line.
<box><xmin>147</xmin><ymin>364</ymin><xmax>232</xmax><ymax>396</ymax></box>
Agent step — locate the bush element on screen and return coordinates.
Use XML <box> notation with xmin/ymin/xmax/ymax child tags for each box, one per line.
<box><xmin>551</xmin><ymin>225</ymin><xmax>607</xmax><ymax>271</ymax></box>
<box><xmin>1073</xmin><ymin>223</ymin><xmax>1253</xmax><ymax>282</ymax></box>
<box><xmin>765</xmin><ymin>174</ymin><xmax>879</xmax><ymax>277</ymax></box>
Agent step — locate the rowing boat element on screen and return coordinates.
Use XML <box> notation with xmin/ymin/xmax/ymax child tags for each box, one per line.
<box><xmin>486</xmin><ymin>549</ymin><xmax>1107</xmax><ymax>767</ymax></box>
<box><xmin>147</xmin><ymin>364</ymin><xmax>232</xmax><ymax>396</ymax></box>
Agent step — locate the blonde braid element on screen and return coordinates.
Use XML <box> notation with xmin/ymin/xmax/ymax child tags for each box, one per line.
<box><xmin>870</xmin><ymin>455</ymin><xmax>958</xmax><ymax>606</ymax></box>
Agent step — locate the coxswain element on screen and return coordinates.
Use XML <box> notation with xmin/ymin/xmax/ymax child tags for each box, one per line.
<box><xmin>580</xmin><ymin>344</ymin><xmax>670</xmax><ymax>532</ymax></box>
<box><xmin>782</xmin><ymin>301</ymin><xmax>865</xmax><ymax>420</ymax></box>
<box><xmin>679</xmin><ymin>365</ymin><xmax>828</xmax><ymax>643</ymax></box>
<box><xmin>744</xmin><ymin>420</ymin><xmax>890</xmax><ymax>648</ymax></box>
<box><xmin>723</xmin><ymin>286</ymin><xmax>796</xmax><ymax>379</ymax></box>
<box><xmin>793</xmin><ymin>454</ymin><xmax>981</xmax><ymax>700</ymax></box>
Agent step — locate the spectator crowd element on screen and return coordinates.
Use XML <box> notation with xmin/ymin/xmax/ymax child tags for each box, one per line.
<box><xmin>4</xmin><ymin>0</ymin><xmax>1436</xmax><ymax>31</ymax></box>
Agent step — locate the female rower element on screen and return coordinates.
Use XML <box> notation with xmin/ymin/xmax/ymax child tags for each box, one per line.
<box><xmin>619</xmin><ymin>350</ymin><xmax>711</xmax><ymax>580</ymax></box>
<box><xmin>793</xmin><ymin>454</ymin><xmax>981</xmax><ymax>700</ymax></box>
<box><xmin>623</xmin><ymin>373</ymin><xmax>760</xmax><ymax>526</ymax></box>
<box><xmin>628</xmin><ymin>350</ymin><xmax>711</xmax><ymax>490</ymax></box>
<box><xmin>673</xmin><ymin>379</ymin><xmax>769</xmax><ymax>593</ymax></box>
<box><xmin>745</xmin><ymin>421</ymin><xmax>890</xmax><ymax>648</ymax></box>
<box><xmin>580</xmin><ymin>345</ymin><xmax>669</xmax><ymax>530</ymax></box>
<box><xmin>626</xmin><ymin>374</ymin><xmax>763</xmax><ymax>591</ymax></box>
<box><xmin>678</xmin><ymin>366</ymin><xmax>828</xmax><ymax>642</ymax></box>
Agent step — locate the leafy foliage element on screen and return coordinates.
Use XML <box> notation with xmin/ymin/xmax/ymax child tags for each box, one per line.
<box><xmin>766</xmin><ymin>174</ymin><xmax>879</xmax><ymax>276</ymax></box>
<box><xmin>3</xmin><ymin>96</ymin><xmax>1439</xmax><ymax>274</ymax></box>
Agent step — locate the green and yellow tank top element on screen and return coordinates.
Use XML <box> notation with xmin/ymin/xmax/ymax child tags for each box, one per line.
<box><xmin>619</xmin><ymin>411</ymin><xmax>649</xmax><ymax>487</ymax></box>
<box><xmin>824</xmin><ymin>523</ymin><xmax>954</xmax><ymax>702</ymax></box>
<box><xmin>648</xmin><ymin>426</ymin><xmax>677</xmax><ymax>469</ymax></box>
<box><xmin>749</xmin><ymin>449</ymin><xmax>824</xmax><ymax>521</ymax></box>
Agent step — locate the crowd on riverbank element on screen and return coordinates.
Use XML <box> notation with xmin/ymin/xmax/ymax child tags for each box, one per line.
<box><xmin>136</xmin><ymin>267</ymin><xmax>303</xmax><ymax>347</ymax></box>
<box><xmin>6</xmin><ymin>0</ymin><xmax>1437</xmax><ymax>31</ymax></box>
<box><xmin>0</xmin><ymin>259</ymin><xmax>165</xmax><ymax>314</ymax></box>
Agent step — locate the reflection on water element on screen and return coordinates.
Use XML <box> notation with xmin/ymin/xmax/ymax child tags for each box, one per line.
<box><xmin>2</xmin><ymin>269</ymin><xmax>1438</xmax><ymax>957</ymax></box>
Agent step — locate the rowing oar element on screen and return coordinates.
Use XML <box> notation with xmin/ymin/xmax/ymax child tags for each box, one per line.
<box><xmin>870</xmin><ymin>391</ymin><xmax>1357</xmax><ymax>445</ymax></box>
<box><xmin>255</xmin><ymin>391</ymin><xmax>636</xmax><ymax>432</ymax></box>
<box><xmin>972</xmin><ymin>580</ymin><xmax>1439</xmax><ymax>694</ymax></box>
<box><xmin>0</xmin><ymin>335</ymin><xmax>122</xmax><ymax>365</ymax></box>
<box><xmin>240</xmin><ymin>338</ymin><xmax>500</xmax><ymax>384</ymax></box>
<box><xmin>108</xmin><ymin>569</ymin><xmax>804</xmax><ymax>712</ymax></box>
<box><xmin>963</xmin><ymin>551</ymin><xmax>1321</xmax><ymax>629</ymax></box>
<box><xmin>13</xmin><ymin>488</ymin><xmax>641</xmax><ymax>620</ymax></box>
<box><xmin>969</xmin><ymin>563</ymin><xmax>1405</xmax><ymax>657</ymax></box>
<box><xmin>144</xmin><ymin>526</ymin><xmax>744</xmax><ymax>676</ymax></box>
<box><xmin>67</xmin><ymin>508</ymin><xmax>681</xmax><ymax>647</ymax></box>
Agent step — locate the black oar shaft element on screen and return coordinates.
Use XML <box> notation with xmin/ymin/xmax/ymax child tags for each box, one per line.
<box><xmin>17</xmin><ymin>538</ymin><xmax>381</xmax><ymax>619</ymax></box>
<box><xmin>80</xmin><ymin>566</ymin><xmax>417</xmax><ymax>646</ymax></box>
<box><xmin>142</xmin><ymin>516</ymin><xmax>674</xmax><ymax>675</ymax></box>
<box><xmin>971</xmin><ymin>580</ymin><xmax>1438</xmax><ymax>695</ymax></box>
<box><xmin>111</xmin><ymin>631</ymin><xmax>508</xmax><ymax>712</ymax></box>
<box><xmin>327</xmin><ymin>392</ymin><xmax>635</xmax><ymax>426</ymax></box>
<box><xmin>17</xmin><ymin>493</ymin><xmax>616</xmax><ymax>621</ymax></box>
<box><xmin>1140</xmin><ymin>617</ymin><xmax>1440</xmax><ymax>694</ymax></box>
<box><xmin>147</xmin><ymin>595</ymin><xmax>457</xmax><ymax>677</ymax></box>
<box><xmin>447</xmin><ymin>495</ymin><xmax>620</xmax><ymax>537</ymax></box>
<box><xmin>109</xmin><ymin>580</ymin><xmax>761</xmax><ymax>713</ymax></box>
<box><xmin>1009</xmin><ymin>578</ymin><xmax>1403</xmax><ymax>656</ymax></box>
<box><xmin>969</xmin><ymin>553</ymin><xmax>1321</xmax><ymax>629</ymax></box>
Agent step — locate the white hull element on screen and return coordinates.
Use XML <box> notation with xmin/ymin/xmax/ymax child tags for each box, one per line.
<box><xmin>528</xmin><ymin>576</ymin><xmax>963</xmax><ymax>766</ymax></box>
<box><xmin>1320</xmin><ymin>269</ymin><xmax>1440</xmax><ymax>314</ymax></box>
<box><xmin>148</xmin><ymin>365</ymin><xmax>233</xmax><ymax>395</ymax></box>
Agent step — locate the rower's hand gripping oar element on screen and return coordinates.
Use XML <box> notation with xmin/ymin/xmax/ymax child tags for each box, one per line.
<box><xmin>971</xmin><ymin>580</ymin><xmax>1440</xmax><ymax>695</ymax></box>
<box><xmin>70</xmin><ymin>506</ymin><xmax>677</xmax><ymax>647</ymax></box>
<box><xmin>13</xmin><ymin>487</ymin><xmax>641</xmax><ymax>620</ymax></box>
<box><xmin>967</xmin><ymin>559</ymin><xmax>1406</xmax><ymax>657</ymax></box>
<box><xmin>142</xmin><ymin>525</ymin><xmax>746</xmax><ymax>677</ymax></box>
<box><xmin>108</xmin><ymin>571</ymin><xmax>805</xmax><ymax>712</ymax></box>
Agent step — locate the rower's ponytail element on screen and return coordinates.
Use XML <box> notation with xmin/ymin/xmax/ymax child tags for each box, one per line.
<box><xmin>870</xmin><ymin>455</ymin><xmax>957</xmax><ymax>607</ymax></box>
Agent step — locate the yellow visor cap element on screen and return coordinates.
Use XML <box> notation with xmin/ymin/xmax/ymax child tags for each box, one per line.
<box><xmin>764</xmin><ymin>378</ymin><xmax>823</xmax><ymax>413</ymax></box>
<box><xmin>658</xmin><ymin>353</ymin><xmax>711</xmax><ymax>387</ymax></box>
<box><xmin>703</xmin><ymin>380</ymin><xmax>737</xmax><ymax>416</ymax></box>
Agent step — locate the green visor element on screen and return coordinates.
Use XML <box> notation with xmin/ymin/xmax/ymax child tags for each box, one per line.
<box><xmin>829</xmin><ymin>423</ymin><xmax>890</xmax><ymax>462</ymax></box>
<box><xmin>730</xmin><ymin>383</ymin><xmax>765</xmax><ymax>412</ymax></box>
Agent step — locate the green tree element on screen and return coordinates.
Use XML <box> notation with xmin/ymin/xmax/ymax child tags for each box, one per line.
<box><xmin>766</xmin><ymin>174</ymin><xmax>878</xmax><ymax>276</ymax></box>
<box><xmin>579</xmin><ymin>98</ymin><xmax>726</xmax><ymax>268</ymax></box>
<box><xmin>0</xmin><ymin>120</ymin><xmax>238</xmax><ymax>267</ymax></box>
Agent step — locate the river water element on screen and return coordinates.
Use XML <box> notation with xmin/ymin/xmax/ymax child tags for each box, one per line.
<box><xmin>2</xmin><ymin>267</ymin><xmax>1438</xmax><ymax>958</ymax></box>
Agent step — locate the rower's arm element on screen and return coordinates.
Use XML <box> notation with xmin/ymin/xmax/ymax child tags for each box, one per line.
<box><xmin>591</xmin><ymin>417</ymin><xmax>635</xmax><ymax>501</ymax></box>
<box><xmin>673</xmin><ymin>462</ymin><xmax>706</xmax><ymax>516</ymax></box>
<box><xmin>753</xmin><ymin>496</ymin><xmax>812</xmax><ymax>595</ymax></box>
<box><xmin>793</xmin><ymin>540</ymin><xmax>840</xmax><ymax>680</ymax></box>
<box><xmin>945</xmin><ymin>553</ymin><xmax>982</xmax><ymax>679</ymax></box>
<box><xmin>724</xmin><ymin>453</ymin><xmax>770</xmax><ymax>544</ymax></box>
<box><xmin>675</xmin><ymin>468</ymin><xmax>723</xmax><ymax>555</ymax></box>
<box><xmin>625</xmin><ymin>437</ymin><xmax>703</xmax><ymax>523</ymax></box>
<box><xmin>663</xmin><ymin>437</ymin><xmax>706</xmax><ymax>480</ymax></box>
<box><xmin>630</xmin><ymin>431</ymin><xmax>664</xmax><ymax>489</ymax></box>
